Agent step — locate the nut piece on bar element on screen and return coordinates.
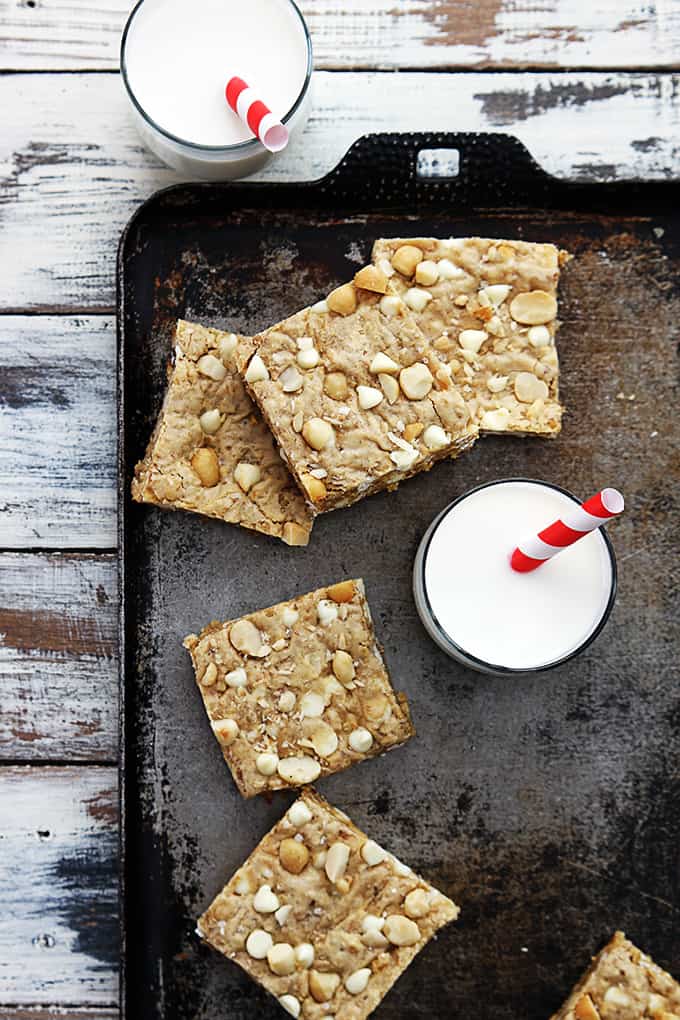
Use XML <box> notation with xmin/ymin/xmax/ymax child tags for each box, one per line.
<box><xmin>131</xmin><ymin>320</ymin><xmax>313</xmax><ymax>547</ymax></box>
<box><xmin>197</xmin><ymin>787</ymin><xmax>460</xmax><ymax>1020</ymax></box>
<box><xmin>372</xmin><ymin>237</ymin><xmax>569</xmax><ymax>438</ymax></box>
<box><xmin>183</xmin><ymin>579</ymin><xmax>414</xmax><ymax>798</ymax></box>
<box><xmin>551</xmin><ymin>931</ymin><xmax>680</xmax><ymax>1020</ymax></box>
<box><xmin>237</xmin><ymin>286</ymin><xmax>477</xmax><ymax>514</ymax></box>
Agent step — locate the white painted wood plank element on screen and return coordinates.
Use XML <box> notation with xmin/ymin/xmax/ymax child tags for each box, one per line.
<box><xmin>0</xmin><ymin>1011</ymin><xmax>117</xmax><ymax>1019</ymax></box>
<box><xmin>0</xmin><ymin>767</ymin><xmax>118</xmax><ymax>1006</ymax></box>
<box><xmin>0</xmin><ymin>317</ymin><xmax>116</xmax><ymax>548</ymax></box>
<box><xmin>0</xmin><ymin>0</ymin><xmax>678</xmax><ymax>71</ymax></box>
<box><xmin>0</xmin><ymin>553</ymin><xmax>117</xmax><ymax>761</ymax></box>
<box><xmin>1</xmin><ymin>71</ymin><xmax>679</xmax><ymax>312</ymax></box>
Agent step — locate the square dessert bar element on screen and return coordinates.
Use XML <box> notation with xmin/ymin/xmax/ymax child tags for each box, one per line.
<box><xmin>237</xmin><ymin>281</ymin><xmax>477</xmax><ymax>513</ymax></box>
<box><xmin>197</xmin><ymin>788</ymin><xmax>460</xmax><ymax>1020</ymax></box>
<box><xmin>132</xmin><ymin>320</ymin><xmax>313</xmax><ymax>546</ymax></box>
<box><xmin>552</xmin><ymin>931</ymin><xmax>680</xmax><ymax>1020</ymax></box>
<box><xmin>184</xmin><ymin>579</ymin><xmax>414</xmax><ymax>798</ymax></box>
<box><xmin>372</xmin><ymin>236</ymin><xmax>569</xmax><ymax>438</ymax></box>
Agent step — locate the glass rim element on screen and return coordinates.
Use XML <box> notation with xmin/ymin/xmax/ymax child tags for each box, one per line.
<box><xmin>417</xmin><ymin>477</ymin><xmax>618</xmax><ymax>676</ymax></box>
<box><xmin>120</xmin><ymin>0</ymin><xmax>313</xmax><ymax>155</ymax></box>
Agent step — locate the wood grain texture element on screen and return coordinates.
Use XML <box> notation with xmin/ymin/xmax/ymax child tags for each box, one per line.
<box><xmin>2</xmin><ymin>71</ymin><xmax>680</xmax><ymax>312</ymax></box>
<box><xmin>0</xmin><ymin>1011</ymin><xmax>117</xmax><ymax>1020</ymax></box>
<box><xmin>0</xmin><ymin>316</ymin><xmax>116</xmax><ymax>548</ymax></box>
<box><xmin>0</xmin><ymin>0</ymin><xmax>679</xmax><ymax>71</ymax></box>
<box><xmin>0</xmin><ymin>767</ymin><xmax>118</xmax><ymax>1006</ymax></box>
<box><xmin>0</xmin><ymin>553</ymin><xmax>117</xmax><ymax>761</ymax></box>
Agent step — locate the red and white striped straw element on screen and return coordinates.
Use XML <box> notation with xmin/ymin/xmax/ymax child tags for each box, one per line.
<box><xmin>225</xmin><ymin>76</ymin><xmax>289</xmax><ymax>154</ymax></box>
<box><xmin>510</xmin><ymin>487</ymin><xmax>625</xmax><ymax>573</ymax></box>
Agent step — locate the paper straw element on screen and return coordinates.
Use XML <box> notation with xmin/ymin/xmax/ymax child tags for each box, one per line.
<box><xmin>225</xmin><ymin>76</ymin><xmax>289</xmax><ymax>153</ymax></box>
<box><xmin>510</xmin><ymin>487</ymin><xmax>625</xmax><ymax>573</ymax></box>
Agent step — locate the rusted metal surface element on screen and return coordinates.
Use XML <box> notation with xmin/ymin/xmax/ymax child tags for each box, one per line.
<box><xmin>118</xmin><ymin>134</ymin><xmax>680</xmax><ymax>1020</ymax></box>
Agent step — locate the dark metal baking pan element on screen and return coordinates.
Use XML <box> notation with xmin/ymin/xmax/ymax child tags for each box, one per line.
<box><xmin>117</xmin><ymin>132</ymin><xmax>680</xmax><ymax>1020</ymax></box>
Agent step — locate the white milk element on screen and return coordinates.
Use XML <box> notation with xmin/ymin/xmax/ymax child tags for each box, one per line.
<box><xmin>413</xmin><ymin>480</ymin><xmax>616</xmax><ymax>673</ymax></box>
<box><xmin>121</xmin><ymin>0</ymin><xmax>312</xmax><ymax>177</ymax></box>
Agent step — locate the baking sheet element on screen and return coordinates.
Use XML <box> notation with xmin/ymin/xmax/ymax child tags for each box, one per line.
<box><xmin>118</xmin><ymin>133</ymin><xmax>680</xmax><ymax>1020</ymax></box>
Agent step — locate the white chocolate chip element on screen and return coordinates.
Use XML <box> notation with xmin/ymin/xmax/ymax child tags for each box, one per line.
<box><xmin>267</xmin><ymin>942</ymin><xmax>296</xmax><ymax>976</ymax></box>
<box><xmin>218</xmin><ymin>333</ymin><xmax>237</xmax><ymax>362</ymax></box>
<box><xmin>311</xmin><ymin>722</ymin><xmax>339</xmax><ymax>757</ymax></box>
<box><xmin>603</xmin><ymin>987</ymin><xmax>631</xmax><ymax>1008</ymax></box>
<box><xmin>275</xmin><ymin>904</ymin><xmax>292</xmax><ymax>926</ymax></box>
<box><xmin>279</xmin><ymin>994</ymin><xmax>301</xmax><ymax>1017</ymax></box>
<box><xmin>487</xmin><ymin>374</ymin><xmax>508</xmax><ymax>393</ymax></box>
<box><xmin>528</xmin><ymin>325</ymin><xmax>551</xmax><ymax>347</ymax></box>
<box><xmin>384</xmin><ymin>914</ymin><xmax>420</xmax><ymax>946</ymax></box>
<box><xmin>357</xmin><ymin>385</ymin><xmax>383</xmax><ymax>410</ymax></box>
<box><xmin>480</xmin><ymin>284</ymin><xmax>511</xmax><ymax>306</ymax></box>
<box><xmin>509</xmin><ymin>290</ymin><xmax>557</xmax><ymax>325</ymax></box>
<box><xmin>361</xmin><ymin>839</ymin><xmax>388</xmax><ymax>866</ymax></box>
<box><xmin>390</xmin><ymin>446</ymin><xmax>419</xmax><ymax>471</ymax></box>
<box><xmin>311</xmin><ymin>300</ymin><xmax>329</xmax><ymax>314</ymax></box>
<box><xmin>437</xmin><ymin>258</ymin><xmax>464</xmax><ymax>279</ymax></box>
<box><xmin>302</xmin><ymin>418</ymin><xmax>335</xmax><ymax>451</ymax></box>
<box><xmin>390</xmin><ymin>855</ymin><xmax>413</xmax><ymax>876</ymax></box>
<box><xmin>514</xmin><ymin>372</ymin><xmax>549</xmax><ymax>403</ymax></box>
<box><xmin>404</xmin><ymin>287</ymin><xmax>433</xmax><ymax>312</ymax></box>
<box><xmin>415</xmin><ymin>260</ymin><xmax>440</xmax><ymax>286</ymax></box>
<box><xmin>295</xmin><ymin>942</ymin><xmax>314</xmax><ymax>968</ymax></box>
<box><xmin>278</xmin><ymin>691</ymin><xmax>296</xmax><ymax>713</ymax></box>
<box><xmin>404</xmin><ymin>888</ymin><xmax>431</xmax><ymax>918</ymax></box>
<box><xmin>271</xmin><ymin>638</ymin><xmax>286</xmax><ymax>651</ymax></box>
<box><xmin>299</xmin><ymin>691</ymin><xmax>325</xmax><ymax>717</ymax></box>
<box><xmin>225</xmin><ymin>667</ymin><xmax>248</xmax><ymax>688</ymax></box>
<box><xmin>362</xmin><ymin>914</ymin><xmax>385</xmax><ymax>932</ymax></box>
<box><xmin>458</xmin><ymin>329</ymin><xmax>488</xmax><ymax>353</ymax></box>
<box><xmin>317</xmin><ymin>600</ymin><xmax>338</xmax><ymax>626</ymax></box>
<box><xmin>244</xmin><ymin>354</ymin><xmax>269</xmax><ymax>383</ymax></box>
<box><xmin>277</xmin><ymin>756</ymin><xmax>321</xmax><ymax>785</ymax></box>
<box><xmin>199</xmin><ymin>409</ymin><xmax>223</xmax><ymax>434</ymax></box>
<box><xmin>379</xmin><ymin>295</ymin><xmax>403</xmax><ymax>318</ymax></box>
<box><xmin>256</xmin><ymin>752</ymin><xmax>279</xmax><ymax>776</ymax></box>
<box><xmin>480</xmin><ymin>407</ymin><xmax>511</xmax><ymax>431</ymax></box>
<box><xmin>370</xmin><ymin>352</ymin><xmax>400</xmax><ymax>374</ymax></box>
<box><xmin>282</xmin><ymin>607</ymin><xmax>299</xmax><ymax>627</ymax></box>
<box><xmin>325</xmin><ymin>842</ymin><xmax>350</xmax><ymax>884</ymax></box>
<box><xmin>378</xmin><ymin>257</ymin><xmax>395</xmax><ymax>277</ymax></box>
<box><xmin>345</xmin><ymin>968</ymin><xmax>371</xmax><ymax>995</ymax></box>
<box><xmin>211</xmin><ymin>718</ymin><xmax>239</xmax><ymax>745</ymax></box>
<box><xmin>280</xmin><ymin>364</ymin><xmax>304</xmax><ymax>392</ymax></box>
<box><xmin>349</xmin><ymin>727</ymin><xmax>373</xmax><ymax>753</ymax></box>
<box><xmin>399</xmin><ymin>363</ymin><xmax>433</xmax><ymax>400</ymax></box>
<box><xmin>246</xmin><ymin>929</ymin><xmax>273</xmax><ymax>959</ymax></box>
<box><xmin>287</xmin><ymin>800</ymin><xmax>313</xmax><ymax>827</ymax></box>
<box><xmin>422</xmin><ymin>424</ymin><xmax>450</xmax><ymax>451</ymax></box>
<box><xmin>234</xmin><ymin>871</ymin><xmax>254</xmax><ymax>895</ymax></box>
<box><xmin>361</xmin><ymin>914</ymin><xmax>388</xmax><ymax>947</ymax></box>
<box><xmin>233</xmin><ymin>462</ymin><xmax>261</xmax><ymax>493</ymax></box>
<box><xmin>196</xmin><ymin>354</ymin><xmax>227</xmax><ymax>381</ymax></box>
<box><xmin>253</xmin><ymin>884</ymin><xmax>280</xmax><ymax>913</ymax></box>
<box><xmin>297</xmin><ymin>347</ymin><xmax>320</xmax><ymax>369</ymax></box>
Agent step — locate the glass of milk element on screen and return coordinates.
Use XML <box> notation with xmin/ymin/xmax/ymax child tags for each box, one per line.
<box><xmin>413</xmin><ymin>479</ymin><xmax>618</xmax><ymax>675</ymax></box>
<box><xmin>121</xmin><ymin>0</ymin><xmax>313</xmax><ymax>180</ymax></box>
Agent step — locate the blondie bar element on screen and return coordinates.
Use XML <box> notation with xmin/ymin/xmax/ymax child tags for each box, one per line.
<box><xmin>237</xmin><ymin>283</ymin><xmax>477</xmax><ymax>513</ymax></box>
<box><xmin>372</xmin><ymin>236</ymin><xmax>568</xmax><ymax>437</ymax></box>
<box><xmin>197</xmin><ymin>788</ymin><xmax>459</xmax><ymax>1020</ymax></box>
<box><xmin>131</xmin><ymin>320</ymin><xmax>313</xmax><ymax>546</ymax></box>
<box><xmin>551</xmin><ymin>931</ymin><xmax>680</xmax><ymax>1020</ymax></box>
<box><xmin>183</xmin><ymin>579</ymin><xmax>414</xmax><ymax>798</ymax></box>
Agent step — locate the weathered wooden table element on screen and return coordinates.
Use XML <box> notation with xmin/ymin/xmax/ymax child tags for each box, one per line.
<box><xmin>1</xmin><ymin>2</ymin><xmax>679</xmax><ymax>1016</ymax></box>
